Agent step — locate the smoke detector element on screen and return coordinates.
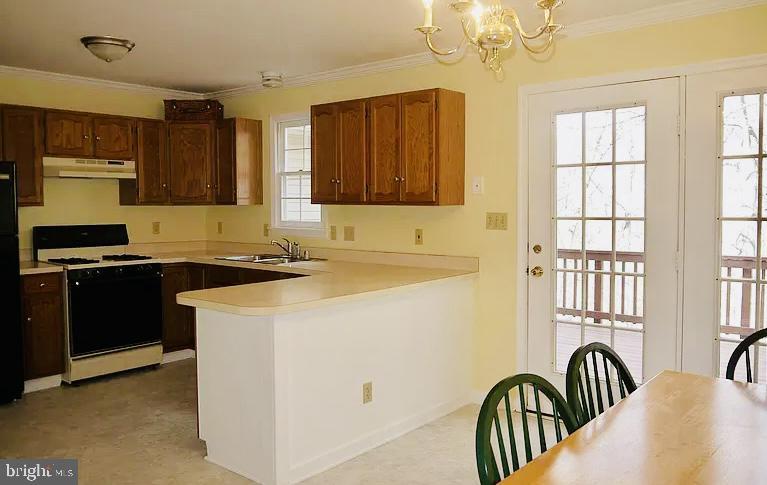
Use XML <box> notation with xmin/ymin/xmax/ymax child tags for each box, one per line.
<box><xmin>261</xmin><ymin>72</ymin><xmax>283</xmax><ymax>88</ymax></box>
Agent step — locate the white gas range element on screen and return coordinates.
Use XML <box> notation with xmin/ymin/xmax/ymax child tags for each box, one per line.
<box><xmin>33</xmin><ymin>224</ymin><xmax>164</xmax><ymax>383</ymax></box>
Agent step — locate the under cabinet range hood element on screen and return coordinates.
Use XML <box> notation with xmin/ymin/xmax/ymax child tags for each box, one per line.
<box><xmin>43</xmin><ymin>157</ymin><xmax>136</xmax><ymax>179</ymax></box>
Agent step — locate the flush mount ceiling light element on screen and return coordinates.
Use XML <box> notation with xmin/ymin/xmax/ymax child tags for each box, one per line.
<box><xmin>261</xmin><ymin>71</ymin><xmax>284</xmax><ymax>88</ymax></box>
<box><xmin>80</xmin><ymin>36</ymin><xmax>135</xmax><ymax>63</ymax></box>
<box><xmin>416</xmin><ymin>0</ymin><xmax>564</xmax><ymax>74</ymax></box>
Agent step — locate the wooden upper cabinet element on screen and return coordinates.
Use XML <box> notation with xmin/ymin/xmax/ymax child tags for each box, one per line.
<box><xmin>136</xmin><ymin>120</ymin><xmax>169</xmax><ymax>204</ymax></box>
<box><xmin>401</xmin><ymin>90</ymin><xmax>437</xmax><ymax>203</ymax></box>
<box><xmin>45</xmin><ymin>112</ymin><xmax>93</xmax><ymax>157</ymax></box>
<box><xmin>337</xmin><ymin>100</ymin><xmax>367</xmax><ymax>202</ymax></box>
<box><xmin>93</xmin><ymin>117</ymin><xmax>135</xmax><ymax>160</ymax></box>
<box><xmin>1</xmin><ymin>106</ymin><xmax>44</xmax><ymax>206</ymax></box>
<box><xmin>368</xmin><ymin>95</ymin><xmax>401</xmax><ymax>203</ymax></box>
<box><xmin>215</xmin><ymin>118</ymin><xmax>263</xmax><ymax>205</ymax></box>
<box><xmin>311</xmin><ymin>104</ymin><xmax>338</xmax><ymax>203</ymax></box>
<box><xmin>168</xmin><ymin>121</ymin><xmax>215</xmax><ymax>204</ymax></box>
<box><xmin>311</xmin><ymin>88</ymin><xmax>464</xmax><ymax>206</ymax></box>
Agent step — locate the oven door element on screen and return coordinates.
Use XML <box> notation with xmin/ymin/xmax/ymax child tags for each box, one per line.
<box><xmin>68</xmin><ymin>270</ymin><xmax>162</xmax><ymax>358</ymax></box>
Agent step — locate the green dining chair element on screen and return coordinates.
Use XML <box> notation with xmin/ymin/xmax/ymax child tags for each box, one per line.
<box><xmin>475</xmin><ymin>373</ymin><xmax>578</xmax><ymax>485</ymax></box>
<box><xmin>566</xmin><ymin>342</ymin><xmax>638</xmax><ymax>427</ymax></box>
<box><xmin>726</xmin><ymin>328</ymin><xmax>767</xmax><ymax>383</ymax></box>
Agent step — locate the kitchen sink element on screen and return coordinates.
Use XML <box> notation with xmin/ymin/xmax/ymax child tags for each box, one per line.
<box><xmin>215</xmin><ymin>254</ymin><xmax>326</xmax><ymax>265</ymax></box>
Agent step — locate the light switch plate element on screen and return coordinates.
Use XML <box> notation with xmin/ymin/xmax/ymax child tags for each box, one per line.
<box><xmin>152</xmin><ymin>222</ymin><xmax>160</xmax><ymax>235</ymax></box>
<box><xmin>486</xmin><ymin>212</ymin><xmax>508</xmax><ymax>231</ymax></box>
<box><xmin>330</xmin><ymin>225</ymin><xmax>337</xmax><ymax>240</ymax></box>
<box><xmin>217</xmin><ymin>222</ymin><xmax>223</xmax><ymax>235</ymax></box>
<box><xmin>263</xmin><ymin>223</ymin><xmax>269</xmax><ymax>237</ymax></box>
<box><xmin>344</xmin><ymin>226</ymin><xmax>355</xmax><ymax>241</ymax></box>
<box><xmin>362</xmin><ymin>382</ymin><xmax>373</xmax><ymax>404</ymax></box>
<box><xmin>415</xmin><ymin>228</ymin><xmax>423</xmax><ymax>245</ymax></box>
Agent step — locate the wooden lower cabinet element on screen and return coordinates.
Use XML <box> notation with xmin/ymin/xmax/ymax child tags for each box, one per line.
<box><xmin>20</xmin><ymin>273</ymin><xmax>65</xmax><ymax>380</ymax></box>
<box><xmin>161</xmin><ymin>264</ymin><xmax>302</xmax><ymax>352</ymax></box>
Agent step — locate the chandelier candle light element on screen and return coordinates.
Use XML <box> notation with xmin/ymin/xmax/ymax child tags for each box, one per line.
<box><xmin>416</xmin><ymin>0</ymin><xmax>564</xmax><ymax>74</ymax></box>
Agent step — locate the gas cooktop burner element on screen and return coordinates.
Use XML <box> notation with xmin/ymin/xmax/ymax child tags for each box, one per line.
<box><xmin>102</xmin><ymin>254</ymin><xmax>153</xmax><ymax>261</ymax></box>
<box><xmin>48</xmin><ymin>257</ymin><xmax>100</xmax><ymax>265</ymax></box>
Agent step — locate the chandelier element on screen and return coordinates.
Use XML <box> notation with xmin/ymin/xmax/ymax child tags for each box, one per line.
<box><xmin>416</xmin><ymin>0</ymin><xmax>564</xmax><ymax>74</ymax></box>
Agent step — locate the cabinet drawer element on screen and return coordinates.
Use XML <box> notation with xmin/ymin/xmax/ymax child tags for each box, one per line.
<box><xmin>22</xmin><ymin>273</ymin><xmax>61</xmax><ymax>295</ymax></box>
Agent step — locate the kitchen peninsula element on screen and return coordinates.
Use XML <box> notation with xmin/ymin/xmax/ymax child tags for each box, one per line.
<box><xmin>177</xmin><ymin>258</ymin><xmax>477</xmax><ymax>485</ymax></box>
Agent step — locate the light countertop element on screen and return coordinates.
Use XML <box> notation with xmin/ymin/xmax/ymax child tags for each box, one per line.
<box><xmin>19</xmin><ymin>261</ymin><xmax>63</xmax><ymax>276</ymax></box>
<box><xmin>175</xmin><ymin>257</ymin><xmax>477</xmax><ymax>316</ymax></box>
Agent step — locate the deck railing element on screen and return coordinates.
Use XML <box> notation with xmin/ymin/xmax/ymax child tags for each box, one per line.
<box><xmin>556</xmin><ymin>251</ymin><xmax>762</xmax><ymax>337</ymax></box>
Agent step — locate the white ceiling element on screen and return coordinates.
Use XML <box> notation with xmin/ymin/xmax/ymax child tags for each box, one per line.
<box><xmin>0</xmin><ymin>0</ymin><xmax>748</xmax><ymax>93</ymax></box>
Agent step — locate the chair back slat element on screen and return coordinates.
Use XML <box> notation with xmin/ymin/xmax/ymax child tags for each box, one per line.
<box><xmin>602</xmin><ymin>354</ymin><xmax>615</xmax><ymax>406</ymax></box>
<box><xmin>517</xmin><ymin>384</ymin><xmax>533</xmax><ymax>463</ymax></box>
<box><xmin>726</xmin><ymin>328</ymin><xmax>767</xmax><ymax>383</ymax></box>
<box><xmin>503</xmin><ymin>393</ymin><xmax>520</xmax><ymax>472</ymax></box>
<box><xmin>493</xmin><ymin>414</ymin><xmax>510</xmax><ymax>477</ymax></box>
<box><xmin>591</xmin><ymin>352</ymin><xmax>605</xmax><ymax>414</ymax></box>
<box><xmin>476</xmin><ymin>374</ymin><xmax>578</xmax><ymax>485</ymax></box>
<box><xmin>566</xmin><ymin>342</ymin><xmax>638</xmax><ymax>428</ymax></box>
<box><xmin>532</xmin><ymin>385</ymin><xmax>547</xmax><ymax>454</ymax></box>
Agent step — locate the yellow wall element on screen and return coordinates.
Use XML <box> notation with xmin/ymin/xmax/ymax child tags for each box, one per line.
<box><xmin>210</xmin><ymin>5</ymin><xmax>767</xmax><ymax>391</ymax></box>
<box><xmin>0</xmin><ymin>75</ymin><xmax>209</xmax><ymax>249</ymax></box>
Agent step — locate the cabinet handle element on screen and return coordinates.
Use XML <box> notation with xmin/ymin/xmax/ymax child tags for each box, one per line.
<box><xmin>394</xmin><ymin>176</ymin><xmax>400</xmax><ymax>182</ymax></box>
<box><xmin>331</xmin><ymin>178</ymin><xmax>336</xmax><ymax>183</ymax></box>
<box><xmin>83</xmin><ymin>135</ymin><xmax>90</xmax><ymax>139</ymax></box>
<box><xmin>400</xmin><ymin>177</ymin><xmax>405</xmax><ymax>182</ymax></box>
<box><xmin>39</xmin><ymin>282</ymin><xmax>46</xmax><ymax>288</ymax></box>
<box><xmin>335</xmin><ymin>179</ymin><xmax>341</xmax><ymax>184</ymax></box>
<box><xmin>207</xmin><ymin>184</ymin><xmax>211</xmax><ymax>188</ymax></box>
<box><xmin>162</xmin><ymin>183</ymin><xmax>167</xmax><ymax>188</ymax></box>
<box><xmin>95</xmin><ymin>136</ymin><xmax>101</xmax><ymax>141</ymax></box>
<box><xmin>26</xmin><ymin>317</ymin><xmax>32</xmax><ymax>322</ymax></box>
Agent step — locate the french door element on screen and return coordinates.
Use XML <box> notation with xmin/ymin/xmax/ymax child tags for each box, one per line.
<box><xmin>684</xmin><ymin>65</ymin><xmax>767</xmax><ymax>382</ymax></box>
<box><xmin>526</xmin><ymin>78</ymin><xmax>682</xmax><ymax>389</ymax></box>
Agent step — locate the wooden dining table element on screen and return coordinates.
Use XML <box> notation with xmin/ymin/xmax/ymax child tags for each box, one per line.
<box><xmin>500</xmin><ymin>371</ymin><xmax>767</xmax><ymax>484</ymax></box>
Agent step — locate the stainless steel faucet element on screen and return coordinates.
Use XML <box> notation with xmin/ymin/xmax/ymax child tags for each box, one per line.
<box><xmin>270</xmin><ymin>238</ymin><xmax>301</xmax><ymax>259</ymax></box>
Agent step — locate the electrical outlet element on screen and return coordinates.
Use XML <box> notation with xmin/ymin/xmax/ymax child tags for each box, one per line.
<box><xmin>152</xmin><ymin>222</ymin><xmax>160</xmax><ymax>235</ymax></box>
<box><xmin>263</xmin><ymin>223</ymin><xmax>269</xmax><ymax>237</ymax></box>
<box><xmin>217</xmin><ymin>222</ymin><xmax>223</xmax><ymax>235</ymax></box>
<box><xmin>415</xmin><ymin>228</ymin><xmax>424</xmax><ymax>245</ymax></box>
<box><xmin>362</xmin><ymin>382</ymin><xmax>373</xmax><ymax>404</ymax></box>
<box><xmin>344</xmin><ymin>226</ymin><xmax>355</xmax><ymax>241</ymax></box>
<box><xmin>330</xmin><ymin>225</ymin><xmax>337</xmax><ymax>241</ymax></box>
<box><xmin>486</xmin><ymin>212</ymin><xmax>509</xmax><ymax>231</ymax></box>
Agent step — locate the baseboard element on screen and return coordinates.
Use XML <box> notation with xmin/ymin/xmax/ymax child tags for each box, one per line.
<box><xmin>24</xmin><ymin>375</ymin><xmax>62</xmax><ymax>394</ymax></box>
<box><xmin>470</xmin><ymin>389</ymin><xmax>489</xmax><ymax>405</ymax></box>
<box><xmin>162</xmin><ymin>349</ymin><xmax>196</xmax><ymax>364</ymax></box>
<box><xmin>287</xmin><ymin>394</ymin><xmax>472</xmax><ymax>484</ymax></box>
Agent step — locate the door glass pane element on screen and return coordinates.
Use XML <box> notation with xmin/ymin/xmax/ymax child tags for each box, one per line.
<box><xmin>718</xmin><ymin>93</ymin><xmax>765</xmax><ymax>379</ymax></box>
<box><xmin>556</xmin><ymin>113</ymin><xmax>582</xmax><ymax>165</ymax></box>
<box><xmin>554</xmin><ymin>105</ymin><xmax>647</xmax><ymax>379</ymax></box>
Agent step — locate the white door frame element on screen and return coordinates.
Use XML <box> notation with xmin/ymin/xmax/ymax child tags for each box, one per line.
<box><xmin>516</xmin><ymin>53</ymin><xmax>767</xmax><ymax>374</ymax></box>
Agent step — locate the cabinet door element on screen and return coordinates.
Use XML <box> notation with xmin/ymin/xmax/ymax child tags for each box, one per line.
<box><xmin>162</xmin><ymin>264</ymin><xmax>195</xmax><ymax>352</ymax></box>
<box><xmin>168</xmin><ymin>122</ymin><xmax>214</xmax><ymax>204</ymax></box>
<box><xmin>136</xmin><ymin>120</ymin><xmax>170</xmax><ymax>204</ymax></box>
<box><xmin>2</xmin><ymin>107</ymin><xmax>44</xmax><ymax>206</ymax></box>
<box><xmin>401</xmin><ymin>90</ymin><xmax>437</xmax><ymax>203</ymax></box>
<box><xmin>215</xmin><ymin>119</ymin><xmax>236</xmax><ymax>205</ymax></box>
<box><xmin>21</xmin><ymin>277</ymin><xmax>65</xmax><ymax>379</ymax></box>
<box><xmin>311</xmin><ymin>104</ymin><xmax>338</xmax><ymax>203</ymax></box>
<box><xmin>337</xmin><ymin>100</ymin><xmax>367</xmax><ymax>202</ymax></box>
<box><xmin>93</xmin><ymin>117</ymin><xmax>135</xmax><ymax>160</ymax></box>
<box><xmin>45</xmin><ymin>112</ymin><xmax>93</xmax><ymax>157</ymax></box>
<box><xmin>368</xmin><ymin>95</ymin><xmax>401</xmax><ymax>203</ymax></box>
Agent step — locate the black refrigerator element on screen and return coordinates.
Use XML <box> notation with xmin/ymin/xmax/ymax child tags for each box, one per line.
<box><xmin>0</xmin><ymin>162</ymin><xmax>23</xmax><ymax>403</ymax></box>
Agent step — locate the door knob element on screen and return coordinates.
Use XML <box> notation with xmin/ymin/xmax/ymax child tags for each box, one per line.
<box><xmin>530</xmin><ymin>266</ymin><xmax>544</xmax><ymax>277</ymax></box>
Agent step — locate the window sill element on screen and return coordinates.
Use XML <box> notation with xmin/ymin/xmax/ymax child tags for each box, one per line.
<box><xmin>270</xmin><ymin>225</ymin><xmax>328</xmax><ymax>239</ymax></box>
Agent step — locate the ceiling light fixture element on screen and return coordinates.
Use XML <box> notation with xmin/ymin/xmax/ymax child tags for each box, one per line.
<box><xmin>80</xmin><ymin>36</ymin><xmax>135</xmax><ymax>63</ymax></box>
<box><xmin>261</xmin><ymin>72</ymin><xmax>283</xmax><ymax>88</ymax></box>
<box><xmin>416</xmin><ymin>0</ymin><xmax>564</xmax><ymax>74</ymax></box>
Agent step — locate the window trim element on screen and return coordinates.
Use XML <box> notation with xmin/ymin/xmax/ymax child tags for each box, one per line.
<box><xmin>270</xmin><ymin>112</ymin><xmax>327</xmax><ymax>238</ymax></box>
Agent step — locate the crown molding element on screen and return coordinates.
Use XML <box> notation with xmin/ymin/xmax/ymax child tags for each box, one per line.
<box><xmin>0</xmin><ymin>65</ymin><xmax>203</xmax><ymax>99</ymax></box>
<box><xmin>563</xmin><ymin>0</ymin><xmax>767</xmax><ymax>39</ymax></box>
<box><xmin>206</xmin><ymin>52</ymin><xmax>435</xmax><ymax>99</ymax></box>
<box><xmin>0</xmin><ymin>0</ymin><xmax>763</xmax><ymax>101</ymax></box>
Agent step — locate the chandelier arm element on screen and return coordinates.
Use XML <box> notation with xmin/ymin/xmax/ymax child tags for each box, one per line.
<box><xmin>459</xmin><ymin>16</ymin><xmax>480</xmax><ymax>46</ymax></box>
<box><xmin>424</xmin><ymin>31</ymin><xmax>467</xmax><ymax>57</ymax></box>
<box><xmin>502</xmin><ymin>8</ymin><xmax>553</xmax><ymax>41</ymax></box>
<box><xmin>518</xmin><ymin>32</ymin><xmax>555</xmax><ymax>54</ymax></box>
